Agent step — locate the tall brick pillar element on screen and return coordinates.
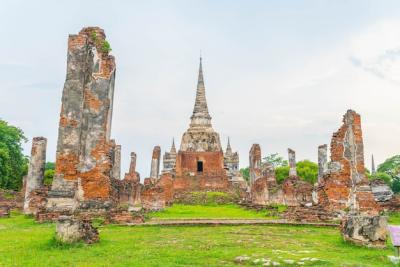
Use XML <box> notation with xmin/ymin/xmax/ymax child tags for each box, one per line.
<box><xmin>124</xmin><ymin>152</ymin><xmax>140</xmax><ymax>182</ymax></box>
<box><xmin>249</xmin><ymin>144</ymin><xmax>262</xmax><ymax>185</ymax></box>
<box><xmin>112</xmin><ymin>144</ymin><xmax>121</xmax><ymax>180</ymax></box>
<box><xmin>318</xmin><ymin>144</ymin><xmax>328</xmax><ymax>183</ymax></box>
<box><xmin>24</xmin><ymin>137</ymin><xmax>47</xmax><ymax>214</ymax></box>
<box><xmin>47</xmin><ymin>27</ymin><xmax>116</xmax><ymax>213</ymax></box>
<box><xmin>150</xmin><ymin>146</ymin><xmax>161</xmax><ymax>179</ymax></box>
<box><xmin>288</xmin><ymin>148</ymin><xmax>297</xmax><ymax>177</ymax></box>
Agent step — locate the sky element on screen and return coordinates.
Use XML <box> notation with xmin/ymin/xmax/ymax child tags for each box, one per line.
<box><xmin>1</xmin><ymin>0</ymin><xmax>400</xmax><ymax>179</ymax></box>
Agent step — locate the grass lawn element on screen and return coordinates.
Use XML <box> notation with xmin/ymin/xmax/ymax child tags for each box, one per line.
<box><xmin>148</xmin><ymin>204</ymin><xmax>283</xmax><ymax>220</ymax></box>
<box><xmin>0</xmin><ymin>211</ymin><xmax>397</xmax><ymax>266</ymax></box>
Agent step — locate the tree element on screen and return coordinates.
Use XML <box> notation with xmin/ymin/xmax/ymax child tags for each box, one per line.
<box><xmin>262</xmin><ymin>153</ymin><xmax>288</xmax><ymax>168</ymax></box>
<box><xmin>377</xmin><ymin>155</ymin><xmax>400</xmax><ymax>178</ymax></box>
<box><xmin>275</xmin><ymin>166</ymin><xmax>289</xmax><ymax>184</ymax></box>
<box><xmin>392</xmin><ymin>177</ymin><xmax>400</xmax><ymax>194</ymax></box>
<box><xmin>240</xmin><ymin>167</ymin><xmax>249</xmax><ymax>182</ymax></box>
<box><xmin>44</xmin><ymin>162</ymin><xmax>55</xmax><ymax>186</ymax></box>
<box><xmin>274</xmin><ymin>159</ymin><xmax>318</xmax><ymax>184</ymax></box>
<box><xmin>296</xmin><ymin>160</ymin><xmax>318</xmax><ymax>184</ymax></box>
<box><xmin>377</xmin><ymin>155</ymin><xmax>400</xmax><ymax>193</ymax></box>
<box><xmin>370</xmin><ymin>172</ymin><xmax>392</xmax><ymax>185</ymax></box>
<box><xmin>0</xmin><ymin>119</ymin><xmax>28</xmax><ymax>190</ymax></box>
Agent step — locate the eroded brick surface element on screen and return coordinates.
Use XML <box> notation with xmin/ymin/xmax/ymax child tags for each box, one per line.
<box><xmin>141</xmin><ymin>173</ymin><xmax>174</xmax><ymax>210</ymax></box>
<box><xmin>24</xmin><ymin>137</ymin><xmax>47</xmax><ymax>214</ymax></box>
<box><xmin>318</xmin><ymin>110</ymin><xmax>379</xmax><ymax>215</ymax></box>
<box><xmin>150</xmin><ymin>146</ymin><xmax>161</xmax><ymax>179</ymax></box>
<box><xmin>123</xmin><ymin>152</ymin><xmax>140</xmax><ymax>182</ymax></box>
<box><xmin>47</xmin><ymin>27</ymin><xmax>116</xmax><ymax>215</ymax></box>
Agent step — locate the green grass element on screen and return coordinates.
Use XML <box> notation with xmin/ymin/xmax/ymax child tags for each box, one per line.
<box><xmin>388</xmin><ymin>212</ymin><xmax>400</xmax><ymax>225</ymax></box>
<box><xmin>0</xmin><ymin>210</ymin><xmax>397</xmax><ymax>266</ymax></box>
<box><xmin>148</xmin><ymin>204</ymin><xmax>279</xmax><ymax>220</ymax></box>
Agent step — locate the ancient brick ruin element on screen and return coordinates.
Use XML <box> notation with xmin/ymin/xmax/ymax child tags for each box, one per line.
<box><xmin>123</xmin><ymin>152</ymin><xmax>140</xmax><ymax>182</ymax></box>
<box><xmin>224</xmin><ymin>138</ymin><xmax>242</xmax><ymax>184</ymax></box>
<box><xmin>249</xmin><ymin>146</ymin><xmax>312</xmax><ymax>207</ymax></box>
<box><xmin>44</xmin><ymin>27</ymin><xmax>117</xmax><ymax>217</ymax></box>
<box><xmin>162</xmin><ymin>139</ymin><xmax>177</xmax><ymax>174</ymax></box>
<box><xmin>249</xmin><ymin>144</ymin><xmax>262</xmax><ymax>186</ymax></box>
<box><xmin>317</xmin><ymin>110</ymin><xmax>380</xmax><ymax>215</ymax></box>
<box><xmin>24</xmin><ymin>137</ymin><xmax>47</xmax><ymax>214</ymax></box>
<box><xmin>149</xmin><ymin>146</ymin><xmax>161</xmax><ymax>179</ymax></box>
<box><xmin>317</xmin><ymin>144</ymin><xmax>328</xmax><ymax>183</ymax></box>
<box><xmin>111</xmin><ymin>141</ymin><xmax>121</xmax><ymax>180</ymax></box>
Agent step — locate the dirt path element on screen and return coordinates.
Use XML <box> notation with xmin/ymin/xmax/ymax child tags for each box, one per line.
<box><xmin>129</xmin><ymin>219</ymin><xmax>339</xmax><ymax>227</ymax></box>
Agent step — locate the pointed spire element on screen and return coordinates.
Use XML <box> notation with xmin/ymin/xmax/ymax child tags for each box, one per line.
<box><xmin>170</xmin><ymin>138</ymin><xmax>176</xmax><ymax>154</ymax></box>
<box><xmin>190</xmin><ymin>57</ymin><xmax>212</xmax><ymax>128</ymax></box>
<box><xmin>371</xmin><ymin>154</ymin><xmax>376</xmax><ymax>175</ymax></box>
<box><xmin>226</xmin><ymin>137</ymin><xmax>232</xmax><ymax>155</ymax></box>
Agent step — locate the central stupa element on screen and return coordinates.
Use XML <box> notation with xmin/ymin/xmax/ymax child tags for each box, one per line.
<box><xmin>175</xmin><ymin>58</ymin><xmax>225</xmax><ymax>177</ymax></box>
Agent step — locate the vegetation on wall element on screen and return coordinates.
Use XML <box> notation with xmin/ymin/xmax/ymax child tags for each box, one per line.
<box><xmin>0</xmin><ymin>119</ymin><xmax>28</xmax><ymax>190</ymax></box>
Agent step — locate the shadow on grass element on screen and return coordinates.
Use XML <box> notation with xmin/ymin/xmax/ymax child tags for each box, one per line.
<box><xmin>46</xmin><ymin>237</ymin><xmax>86</xmax><ymax>250</ymax></box>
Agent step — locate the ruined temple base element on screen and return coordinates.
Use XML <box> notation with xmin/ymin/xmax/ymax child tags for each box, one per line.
<box><xmin>283</xmin><ymin>205</ymin><xmax>338</xmax><ymax>223</ymax></box>
<box><xmin>141</xmin><ymin>173</ymin><xmax>244</xmax><ymax>210</ymax></box>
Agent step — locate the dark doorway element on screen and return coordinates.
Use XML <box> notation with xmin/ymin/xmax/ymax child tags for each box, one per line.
<box><xmin>197</xmin><ymin>161</ymin><xmax>203</xmax><ymax>172</ymax></box>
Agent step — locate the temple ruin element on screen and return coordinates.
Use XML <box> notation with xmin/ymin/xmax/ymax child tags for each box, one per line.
<box><xmin>317</xmin><ymin>110</ymin><xmax>380</xmax><ymax>215</ymax></box>
<box><xmin>123</xmin><ymin>152</ymin><xmax>140</xmax><ymax>182</ymax></box>
<box><xmin>16</xmin><ymin>26</ymin><xmax>397</xmax><ymax>227</ymax></box>
<box><xmin>44</xmin><ymin>27</ymin><xmax>116</xmax><ymax>217</ymax></box>
<box><xmin>162</xmin><ymin>139</ymin><xmax>177</xmax><ymax>174</ymax></box>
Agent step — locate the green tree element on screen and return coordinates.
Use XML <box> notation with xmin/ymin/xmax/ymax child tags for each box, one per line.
<box><xmin>392</xmin><ymin>177</ymin><xmax>400</xmax><ymax>194</ymax></box>
<box><xmin>377</xmin><ymin>155</ymin><xmax>400</xmax><ymax>192</ymax></box>
<box><xmin>370</xmin><ymin>172</ymin><xmax>392</xmax><ymax>185</ymax></box>
<box><xmin>377</xmin><ymin>155</ymin><xmax>400</xmax><ymax>178</ymax></box>
<box><xmin>296</xmin><ymin>160</ymin><xmax>318</xmax><ymax>184</ymax></box>
<box><xmin>262</xmin><ymin>153</ymin><xmax>288</xmax><ymax>168</ymax></box>
<box><xmin>240</xmin><ymin>167</ymin><xmax>249</xmax><ymax>182</ymax></box>
<box><xmin>275</xmin><ymin>166</ymin><xmax>289</xmax><ymax>184</ymax></box>
<box><xmin>0</xmin><ymin>119</ymin><xmax>28</xmax><ymax>190</ymax></box>
<box><xmin>44</xmin><ymin>162</ymin><xmax>55</xmax><ymax>186</ymax></box>
<box><xmin>274</xmin><ymin>160</ymin><xmax>318</xmax><ymax>184</ymax></box>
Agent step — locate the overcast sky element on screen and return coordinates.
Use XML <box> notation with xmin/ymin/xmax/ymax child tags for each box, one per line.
<box><xmin>1</xmin><ymin>1</ymin><xmax>400</xmax><ymax>179</ymax></box>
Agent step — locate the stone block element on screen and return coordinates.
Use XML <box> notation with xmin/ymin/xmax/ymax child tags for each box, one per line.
<box><xmin>341</xmin><ymin>215</ymin><xmax>388</xmax><ymax>248</ymax></box>
<box><xmin>56</xmin><ymin>216</ymin><xmax>99</xmax><ymax>244</ymax></box>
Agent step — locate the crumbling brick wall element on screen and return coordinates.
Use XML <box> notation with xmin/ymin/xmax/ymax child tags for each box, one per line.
<box><xmin>282</xmin><ymin>176</ymin><xmax>313</xmax><ymax>206</ymax></box>
<box><xmin>318</xmin><ymin>110</ymin><xmax>379</xmax><ymax>215</ymax></box>
<box><xmin>123</xmin><ymin>152</ymin><xmax>140</xmax><ymax>182</ymax></box>
<box><xmin>141</xmin><ymin>173</ymin><xmax>174</xmax><ymax>210</ymax></box>
<box><xmin>111</xmin><ymin>178</ymin><xmax>141</xmax><ymax>208</ymax></box>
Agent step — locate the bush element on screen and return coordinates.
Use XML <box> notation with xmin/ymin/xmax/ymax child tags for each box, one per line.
<box><xmin>101</xmin><ymin>41</ymin><xmax>112</xmax><ymax>53</ymax></box>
